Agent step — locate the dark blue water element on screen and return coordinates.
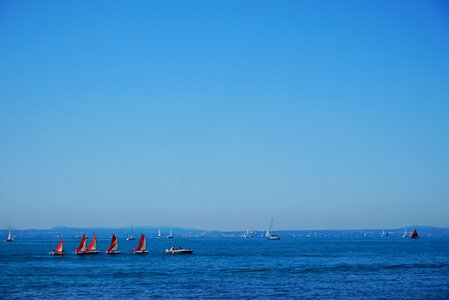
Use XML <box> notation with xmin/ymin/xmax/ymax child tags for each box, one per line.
<box><xmin>1</xmin><ymin>237</ymin><xmax>449</xmax><ymax>299</ymax></box>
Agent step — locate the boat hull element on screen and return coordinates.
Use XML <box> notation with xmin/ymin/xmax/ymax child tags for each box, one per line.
<box><xmin>133</xmin><ymin>250</ymin><xmax>148</xmax><ymax>254</ymax></box>
<box><xmin>165</xmin><ymin>249</ymin><xmax>193</xmax><ymax>254</ymax></box>
<box><xmin>75</xmin><ymin>250</ymin><xmax>100</xmax><ymax>255</ymax></box>
<box><xmin>4</xmin><ymin>239</ymin><xmax>13</xmax><ymax>242</ymax></box>
<box><xmin>106</xmin><ymin>250</ymin><xmax>121</xmax><ymax>254</ymax></box>
<box><xmin>49</xmin><ymin>251</ymin><xmax>65</xmax><ymax>256</ymax></box>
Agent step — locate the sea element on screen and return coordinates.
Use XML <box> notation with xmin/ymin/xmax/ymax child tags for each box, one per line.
<box><xmin>1</xmin><ymin>236</ymin><xmax>449</xmax><ymax>299</ymax></box>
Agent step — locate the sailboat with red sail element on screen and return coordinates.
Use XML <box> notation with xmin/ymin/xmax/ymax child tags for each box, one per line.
<box><xmin>410</xmin><ymin>228</ymin><xmax>419</xmax><ymax>239</ymax></box>
<box><xmin>106</xmin><ymin>234</ymin><xmax>120</xmax><ymax>254</ymax></box>
<box><xmin>75</xmin><ymin>233</ymin><xmax>99</xmax><ymax>255</ymax></box>
<box><xmin>133</xmin><ymin>234</ymin><xmax>148</xmax><ymax>254</ymax></box>
<box><xmin>49</xmin><ymin>235</ymin><xmax>65</xmax><ymax>256</ymax></box>
<box><xmin>74</xmin><ymin>234</ymin><xmax>87</xmax><ymax>255</ymax></box>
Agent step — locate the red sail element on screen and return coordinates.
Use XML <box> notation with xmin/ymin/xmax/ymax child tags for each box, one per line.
<box><xmin>136</xmin><ymin>234</ymin><xmax>145</xmax><ymax>251</ymax></box>
<box><xmin>87</xmin><ymin>234</ymin><xmax>97</xmax><ymax>251</ymax></box>
<box><xmin>55</xmin><ymin>238</ymin><xmax>63</xmax><ymax>252</ymax></box>
<box><xmin>75</xmin><ymin>235</ymin><xmax>87</xmax><ymax>253</ymax></box>
<box><xmin>106</xmin><ymin>234</ymin><xmax>118</xmax><ymax>252</ymax></box>
<box><xmin>411</xmin><ymin>228</ymin><xmax>419</xmax><ymax>238</ymax></box>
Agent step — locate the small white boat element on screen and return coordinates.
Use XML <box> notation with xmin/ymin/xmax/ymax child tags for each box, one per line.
<box><xmin>106</xmin><ymin>234</ymin><xmax>120</xmax><ymax>254</ymax></box>
<box><xmin>243</xmin><ymin>229</ymin><xmax>253</xmax><ymax>238</ymax></box>
<box><xmin>126</xmin><ymin>225</ymin><xmax>136</xmax><ymax>241</ymax></box>
<box><xmin>402</xmin><ymin>227</ymin><xmax>407</xmax><ymax>238</ymax></box>
<box><xmin>165</xmin><ymin>247</ymin><xmax>193</xmax><ymax>254</ymax></box>
<box><xmin>167</xmin><ymin>229</ymin><xmax>174</xmax><ymax>239</ymax></box>
<box><xmin>4</xmin><ymin>228</ymin><xmax>13</xmax><ymax>242</ymax></box>
<box><xmin>266</xmin><ymin>218</ymin><xmax>280</xmax><ymax>240</ymax></box>
<box><xmin>157</xmin><ymin>229</ymin><xmax>161</xmax><ymax>239</ymax></box>
<box><xmin>133</xmin><ymin>234</ymin><xmax>148</xmax><ymax>254</ymax></box>
<box><xmin>381</xmin><ymin>230</ymin><xmax>388</xmax><ymax>238</ymax></box>
<box><xmin>49</xmin><ymin>235</ymin><xmax>64</xmax><ymax>256</ymax></box>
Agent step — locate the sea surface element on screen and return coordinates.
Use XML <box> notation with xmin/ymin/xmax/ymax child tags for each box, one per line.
<box><xmin>1</xmin><ymin>236</ymin><xmax>449</xmax><ymax>299</ymax></box>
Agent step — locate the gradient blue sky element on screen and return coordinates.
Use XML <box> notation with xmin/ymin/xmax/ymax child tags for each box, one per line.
<box><xmin>1</xmin><ymin>1</ymin><xmax>448</xmax><ymax>230</ymax></box>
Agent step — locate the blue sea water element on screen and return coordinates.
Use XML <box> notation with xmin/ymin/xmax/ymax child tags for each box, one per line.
<box><xmin>1</xmin><ymin>236</ymin><xmax>449</xmax><ymax>299</ymax></box>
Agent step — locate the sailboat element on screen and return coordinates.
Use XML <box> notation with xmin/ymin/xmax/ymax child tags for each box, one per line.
<box><xmin>49</xmin><ymin>235</ymin><xmax>64</xmax><ymax>256</ymax></box>
<box><xmin>86</xmin><ymin>233</ymin><xmax>100</xmax><ymax>254</ymax></box>
<box><xmin>243</xmin><ymin>229</ymin><xmax>253</xmax><ymax>238</ymax></box>
<box><xmin>126</xmin><ymin>225</ymin><xmax>136</xmax><ymax>241</ymax></box>
<box><xmin>4</xmin><ymin>228</ymin><xmax>13</xmax><ymax>242</ymax></box>
<box><xmin>75</xmin><ymin>233</ymin><xmax>99</xmax><ymax>255</ymax></box>
<box><xmin>266</xmin><ymin>218</ymin><xmax>280</xmax><ymax>240</ymax></box>
<box><xmin>74</xmin><ymin>234</ymin><xmax>87</xmax><ymax>255</ymax></box>
<box><xmin>133</xmin><ymin>234</ymin><xmax>148</xmax><ymax>254</ymax></box>
<box><xmin>402</xmin><ymin>228</ymin><xmax>407</xmax><ymax>238</ymax></box>
<box><xmin>167</xmin><ymin>229</ymin><xmax>174</xmax><ymax>239</ymax></box>
<box><xmin>106</xmin><ymin>234</ymin><xmax>120</xmax><ymax>254</ymax></box>
<box><xmin>410</xmin><ymin>228</ymin><xmax>419</xmax><ymax>239</ymax></box>
<box><xmin>381</xmin><ymin>230</ymin><xmax>388</xmax><ymax>238</ymax></box>
<box><xmin>157</xmin><ymin>229</ymin><xmax>161</xmax><ymax>239</ymax></box>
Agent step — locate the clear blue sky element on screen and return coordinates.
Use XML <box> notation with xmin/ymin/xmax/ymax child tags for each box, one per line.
<box><xmin>1</xmin><ymin>1</ymin><xmax>448</xmax><ymax>230</ymax></box>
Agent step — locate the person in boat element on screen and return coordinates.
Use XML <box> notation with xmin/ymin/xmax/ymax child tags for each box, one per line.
<box><xmin>171</xmin><ymin>246</ymin><xmax>176</xmax><ymax>251</ymax></box>
<box><xmin>179</xmin><ymin>246</ymin><xmax>183</xmax><ymax>249</ymax></box>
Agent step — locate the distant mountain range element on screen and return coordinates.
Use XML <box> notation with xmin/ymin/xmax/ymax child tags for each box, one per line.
<box><xmin>2</xmin><ymin>225</ymin><xmax>449</xmax><ymax>238</ymax></box>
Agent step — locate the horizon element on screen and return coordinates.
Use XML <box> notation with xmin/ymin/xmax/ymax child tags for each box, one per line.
<box><xmin>1</xmin><ymin>1</ymin><xmax>449</xmax><ymax>230</ymax></box>
<box><xmin>3</xmin><ymin>224</ymin><xmax>447</xmax><ymax>233</ymax></box>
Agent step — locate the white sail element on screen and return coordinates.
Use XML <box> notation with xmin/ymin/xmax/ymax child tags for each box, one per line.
<box><xmin>158</xmin><ymin>229</ymin><xmax>161</xmax><ymax>238</ymax></box>
<box><xmin>7</xmin><ymin>229</ymin><xmax>12</xmax><ymax>240</ymax></box>
<box><xmin>141</xmin><ymin>236</ymin><xmax>147</xmax><ymax>251</ymax></box>
<box><xmin>112</xmin><ymin>239</ymin><xmax>119</xmax><ymax>251</ymax></box>
<box><xmin>266</xmin><ymin>218</ymin><xmax>274</xmax><ymax>237</ymax></box>
<box><xmin>81</xmin><ymin>238</ymin><xmax>87</xmax><ymax>251</ymax></box>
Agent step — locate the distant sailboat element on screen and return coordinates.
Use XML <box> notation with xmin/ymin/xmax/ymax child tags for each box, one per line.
<box><xmin>75</xmin><ymin>233</ymin><xmax>99</xmax><ymax>255</ymax></box>
<box><xmin>106</xmin><ymin>234</ymin><xmax>120</xmax><ymax>254</ymax></box>
<box><xmin>167</xmin><ymin>229</ymin><xmax>174</xmax><ymax>239</ymax></box>
<box><xmin>381</xmin><ymin>230</ymin><xmax>388</xmax><ymax>238</ymax></box>
<box><xmin>266</xmin><ymin>218</ymin><xmax>280</xmax><ymax>240</ymax></box>
<box><xmin>49</xmin><ymin>235</ymin><xmax>64</xmax><ymax>256</ymax></box>
<box><xmin>402</xmin><ymin>228</ymin><xmax>407</xmax><ymax>238</ymax></box>
<box><xmin>126</xmin><ymin>225</ymin><xmax>136</xmax><ymax>241</ymax></box>
<box><xmin>86</xmin><ymin>233</ymin><xmax>100</xmax><ymax>254</ymax></box>
<box><xmin>74</xmin><ymin>234</ymin><xmax>87</xmax><ymax>255</ymax></box>
<box><xmin>410</xmin><ymin>228</ymin><xmax>419</xmax><ymax>239</ymax></box>
<box><xmin>157</xmin><ymin>229</ymin><xmax>161</xmax><ymax>239</ymax></box>
<box><xmin>243</xmin><ymin>229</ymin><xmax>253</xmax><ymax>238</ymax></box>
<box><xmin>133</xmin><ymin>234</ymin><xmax>148</xmax><ymax>254</ymax></box>
<box><xmin>4</xmin><ymin>228</ymin><xmax>13</xmax><ymax>242</ymax></box>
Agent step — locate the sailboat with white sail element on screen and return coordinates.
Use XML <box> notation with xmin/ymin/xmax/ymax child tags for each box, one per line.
<box><xmin>402</xmin><ymin>227</ymin><xmax>407</xmax><ymax>238</ymax></box>
<box><xmin>157</xmin><ymin>229</ymin><xmax>161</xmax><ymax>239</ymax></box>
<box><xmin>49</xmin><ymin>235</ymin><xmax>64</xmax><ymax>256</ymax></box>
<box><xmin>266</xmin><ymin>218</ymin><xmax>280</xmax><ymax>240</ymax></box>
<box><xmin>4</xmin><ymin>228</ymin><xmax>13</xmax><ymax>242</ymax></box>
<box><xmin>167</xmin><ymin>229</ymin><xmax>174</xmax><ymax>239</ymax></box>
<box><xmin>126</xmin><ymin>225</ymin><xmax>136</xmax><ymax>241</ymax></box>
<box><xmin>133</xmin><ymin>234</ymin><xmax>148</xmax><ymax>254</ymax></box>
<box><xmin>243</xmin><ymin>229</ymin><xmax>253</xmax><ymax>238</ymax></box>
<box><xmin>106</xmin><ymin>234</ymin><xmax>120</xmax><ymax>254</ymax></box>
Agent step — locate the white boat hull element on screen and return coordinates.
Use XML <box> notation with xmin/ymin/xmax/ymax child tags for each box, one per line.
<box><xmin>165</xmin><ymin>249</ymin><xmax>193</xmax><ymax>254</ymax></box>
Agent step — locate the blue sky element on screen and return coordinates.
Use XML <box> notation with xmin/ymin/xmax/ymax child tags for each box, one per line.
<box><xmin>1</xmin><ymin>1</ymin><xmax>448</xmax><ymax>230</ymax></box>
